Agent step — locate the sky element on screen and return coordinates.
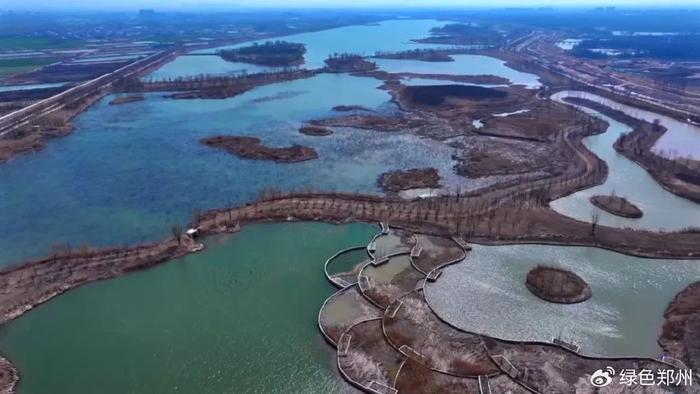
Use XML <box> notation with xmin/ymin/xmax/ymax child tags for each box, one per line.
<box><xmin>2</xmin><ymin>0</ymin><xmax>699</xmax><ymax>11</ymax></box>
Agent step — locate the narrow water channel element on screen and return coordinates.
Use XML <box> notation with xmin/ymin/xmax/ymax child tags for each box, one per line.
<box><xmin>551</xmin><ymin>91</ymin><xmax>700</xmax><ymax>230</ymax></box>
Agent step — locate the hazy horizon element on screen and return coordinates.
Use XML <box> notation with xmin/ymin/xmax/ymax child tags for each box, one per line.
<box><xmin>2</xmin><ymin>0</ymin><xmax>700</xmax><ymax>12</ymax></box>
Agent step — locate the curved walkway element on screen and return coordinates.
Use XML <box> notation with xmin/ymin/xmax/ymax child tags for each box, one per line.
<box><xmin>319</xmin><ymin>225</ymin><xmax>694</xmax><ymax>393</ymax></box>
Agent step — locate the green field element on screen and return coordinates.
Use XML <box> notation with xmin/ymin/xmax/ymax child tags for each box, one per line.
<box><xmin>0</xmin><ymin>57</ymin><xmax>56</xmax><ymax>78</ymax></box>
<box><xmin>0</xmin><ymin>36</ymin><xmax>83</xmax><ymax>51</ymax></box>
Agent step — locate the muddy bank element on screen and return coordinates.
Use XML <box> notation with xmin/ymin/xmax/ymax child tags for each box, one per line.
<box><xmin>590</xmin><ymin>195</ymin><xmax>643</xmax><ymax>218</ymax></box>
<box><xmin>109</xmin><ymin>94</ymin><xmax>144</xmax><ymax>105</ymax></box>
<box><xmin>660</xmin><ymin>282</ymin><xmax>700</xmax><ymax>370</ymax></box>
<box><xmin>200</xmin><ymin>135</ymin><xmax>318</xmax><ymax>163</ymax></box>
<box><xmin>0</xmin><ymin>91</ymin><xmax>105</xmax><ymax>163</ymax></box>
<box><xmin>378</xmin><ymin>168</ymin><xmax>441</xmax><ymax>193</ymax></box>
<box><xmin>525</xmin><ymin>265</ymin><xmax>592</xmax><ymax>304</ymax></box>
<box><xmin>298</xmin><ymin>124</ymin><xmax>333</xmax><ymax>136</ymax></box>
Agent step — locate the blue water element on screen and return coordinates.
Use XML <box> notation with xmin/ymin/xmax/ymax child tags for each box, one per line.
<box><xmin>374</xmin><ymin>55</ymin><xmax>541</xmax><ymax>88</ymax></box>
<box><xmin>155</xmin><ymin>19</ymin><xmax>451</xmax><ymax>79</ymax></box>
<box><xmin>147</xmin><ymin>55</ymin><xmax>276</xmax><ymax>80</ymax></box>
<box><xmin>0</xmin><ymin>72</ymin><xmax>487</xmax><ymax>265</ymax></box>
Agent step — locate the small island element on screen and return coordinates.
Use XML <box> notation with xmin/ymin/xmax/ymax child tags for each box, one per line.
<box><xmin>109</xmin><ymin>94</ymin><xmax>144</xmax><ymax>105</ymax></box>
<box><xmin>590</xmin><ymin>195</ymin><xmax>643</xmax><ymax>218</ymax></box>
<box><xmin>324</xmin><ymin>53</ymin><xmax>377</xmax><ymax>73</ymax></box>
<box><xmin>299</xmin><ymin>124</ymin><xmax>333</xmax><ymax>136</ymax></box>
<box><xmin>378</xmin><ymin>168</ymin><xmax>441</xmax><ymax>192</ymax></box>
<box><xmin>218</xmin><ymin>41</ymin><xmax>306</xmax><ymax>66</ymax></box>
<box><xmin>332</xmin><ymin>105</ymin><xmax>369</xmax><ymax>112</ymax></box>
<box><xmin>200</xmin><ymin>136</ymin><xmax>317</xmax><ymax>163</ymax></box>
<box><xmin>525</xmin><ymin>265</ymin><xmax>592</xmax><ymax>304</ymax></box>
<box><xmin>374</xmin><ymin>49</ymin><xmax>454</xmax><ymax>62</ymax></box>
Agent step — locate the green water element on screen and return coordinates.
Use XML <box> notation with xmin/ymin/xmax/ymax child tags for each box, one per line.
<box><xmin>0</xmin><ymin>222</ymin><xmax>376</xmax><ymax>394</ymax></box>
<box><xmin>326</xmin><ymin>247</ymin><xmax>370</xmax><ymax>276</ymax></box>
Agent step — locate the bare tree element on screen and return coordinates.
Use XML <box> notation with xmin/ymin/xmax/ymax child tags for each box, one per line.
<box><xmin>590</xmin><ymin>209</ymin><xmax>600</xmax><ymax>236</ymax></box>
<box><xmin>171</xmin><ymin>224</ymin><xmax>183</xmax><ymax>245</ymax></box>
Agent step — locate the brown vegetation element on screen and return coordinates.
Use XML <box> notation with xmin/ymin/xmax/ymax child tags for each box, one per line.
<box><xmin>0</xmin><ymin>92</ymin><xmax>104</xmax><ymax>163</ymax></box>
<box><xmin>403</xmin><ymin>84</ymin><xmax>507</xmax><ymax>106</ymax></box>
<box><xmin>324</xmin><ymin>53</ymin><xmax>377</xmax><ymax>73</ymax></box>
<box><xmin>525</xmin><ymin>265</ymin><xmax>592</xmax><ymax>304</ymax></box>
<box><xmin>412</xmin><ymin>23</ymin><xmax>504</xmax><ymax>47</ymax></box>
<box><xmin>200</xmin><ymin>135</ymin><xmax>318</xmax><ymax>163</ymax></box>
<box><xmin>218</xmin><ymin>41</ymin><xmax>306</xmax><ymax>66</ymax></box>
<box><xmin>484</xmin><ymin>337</ymin><xmax>682</xmax><ymax>393</ymax></box>
<box><xmin>134</xmin><ymin>70</ymin><xmax>319</xmax><ymax>100</ymax></box>
<box><xmin>374</xmin><ymin>49</ymin><xmax>455</xmax><ymax>62</ymax></box>
<box><xmin>332</xmin><ymin>105</ymin><xmax>370</xmax><ymax>112</ymax></box>
<box><xmin>377</xmin><ymin>168</ymin><xmax>441</xmax><ymax>193</ymax></box>
<box><xmin>298</xmin><ymin>124</ymin><xmax>333</xmax><ymax>136</ymax></box>
<box><xmin>383</xmin><ymin>291</ymin><xmax>500</xmax><ymax>377</ymax></box>
<box><xmin>454</xmin><ymin>138</ymin><xmax>564</xmax><ymax>178</ymax></box>
<box><xmin>565</xmin><ymin>97</ymin><xmax>700</xmax><ymax>203</ymax></box>
<box><xmin>660</xmin><ymin>282</ymin><xmax>700</xmax><ymax>370</ymax></box>
<box><xmin>338</xmin><ymin>319</ymin><xmax>404</xmax><ymax>389</ymax></box>
<box><xmin>310</xmin><ymin>113</ymin><xmax>428</xmax><ymax>132</ymax></box>
<box><xmin>0</xmin><ymin>356</ymin><xmax>17</xmax><ymax>394</ymax></box>
<box><xmin>477</xmin><ymin>101</ymin><xmax>584</xmax><ymax>142</ymax></box>
<box><xmin>614</xmin><ymin>125</ymin><xmax>700</xmax><ymax>203</ymax></box>
<box><xmin>590</xmin><ymin>195</ymin><xmax>643</xmax><ymax>218</ymax></box>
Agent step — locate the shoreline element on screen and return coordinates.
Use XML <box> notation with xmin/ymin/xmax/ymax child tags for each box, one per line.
<box><xmin>2</xmin><ymin>189</ymin><xmax>699</xmax><ymax>326</ymax></box>
<box><xmin>564</xmin><ymin>96</ymin><xmax>700</xmax><ymax>204</ymax></box>
<box><xmin>0</xmin><ymin>33</ymin><xmax>699</xmax><ymax>392</ymax></box>
<box><xmin>0</xmin><ymin>192</ymin><xmax>698</xmax><ymax>392</ymax></box>
<box><xmin>590</xmin><ymin>195</ymin><xmax>643</xmax><ymax>219</ymax></box>
<box><xmin>319</xmin><ymin>225</ymin><xmax>695</xmax><ymax>393</ymax></box>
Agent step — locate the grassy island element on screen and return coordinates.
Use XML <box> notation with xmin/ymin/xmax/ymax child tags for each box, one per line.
<box><xmin>590</xmin><ymin>195</ymin><xmax>643</xmax><ymax>218</ymax></box>
<box><xmin>525</xmin><ymin>265</ymin><xmax>592</xmax><ymax>304</ymax></box>
<box><xmin>200</xmin><ymin>136</ymin><xmax>317</xmax><ymax>163</ymax></box>
<box><xmin>218</xmin><ymin>41</ymin><xmax>306</xmax><ymax>66</ymax></box>
<box><xmin>374</xmin><ymin>49</ymin><xmax>454</xmax><ymax>62</ymax></box>
<box><xmin>323</xmin><ymin>53</ymin><xmax>377</xmax><ymax>73</ymax></box>
<box><xmin>299</xmin><ymin>124</ymin><xmax>333</xmax><ymax>136</ymax></box>
<box><xmin>332</xmin><ymin>105</ymin><xmax>369</xmax><ymax>112</ymax></box>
